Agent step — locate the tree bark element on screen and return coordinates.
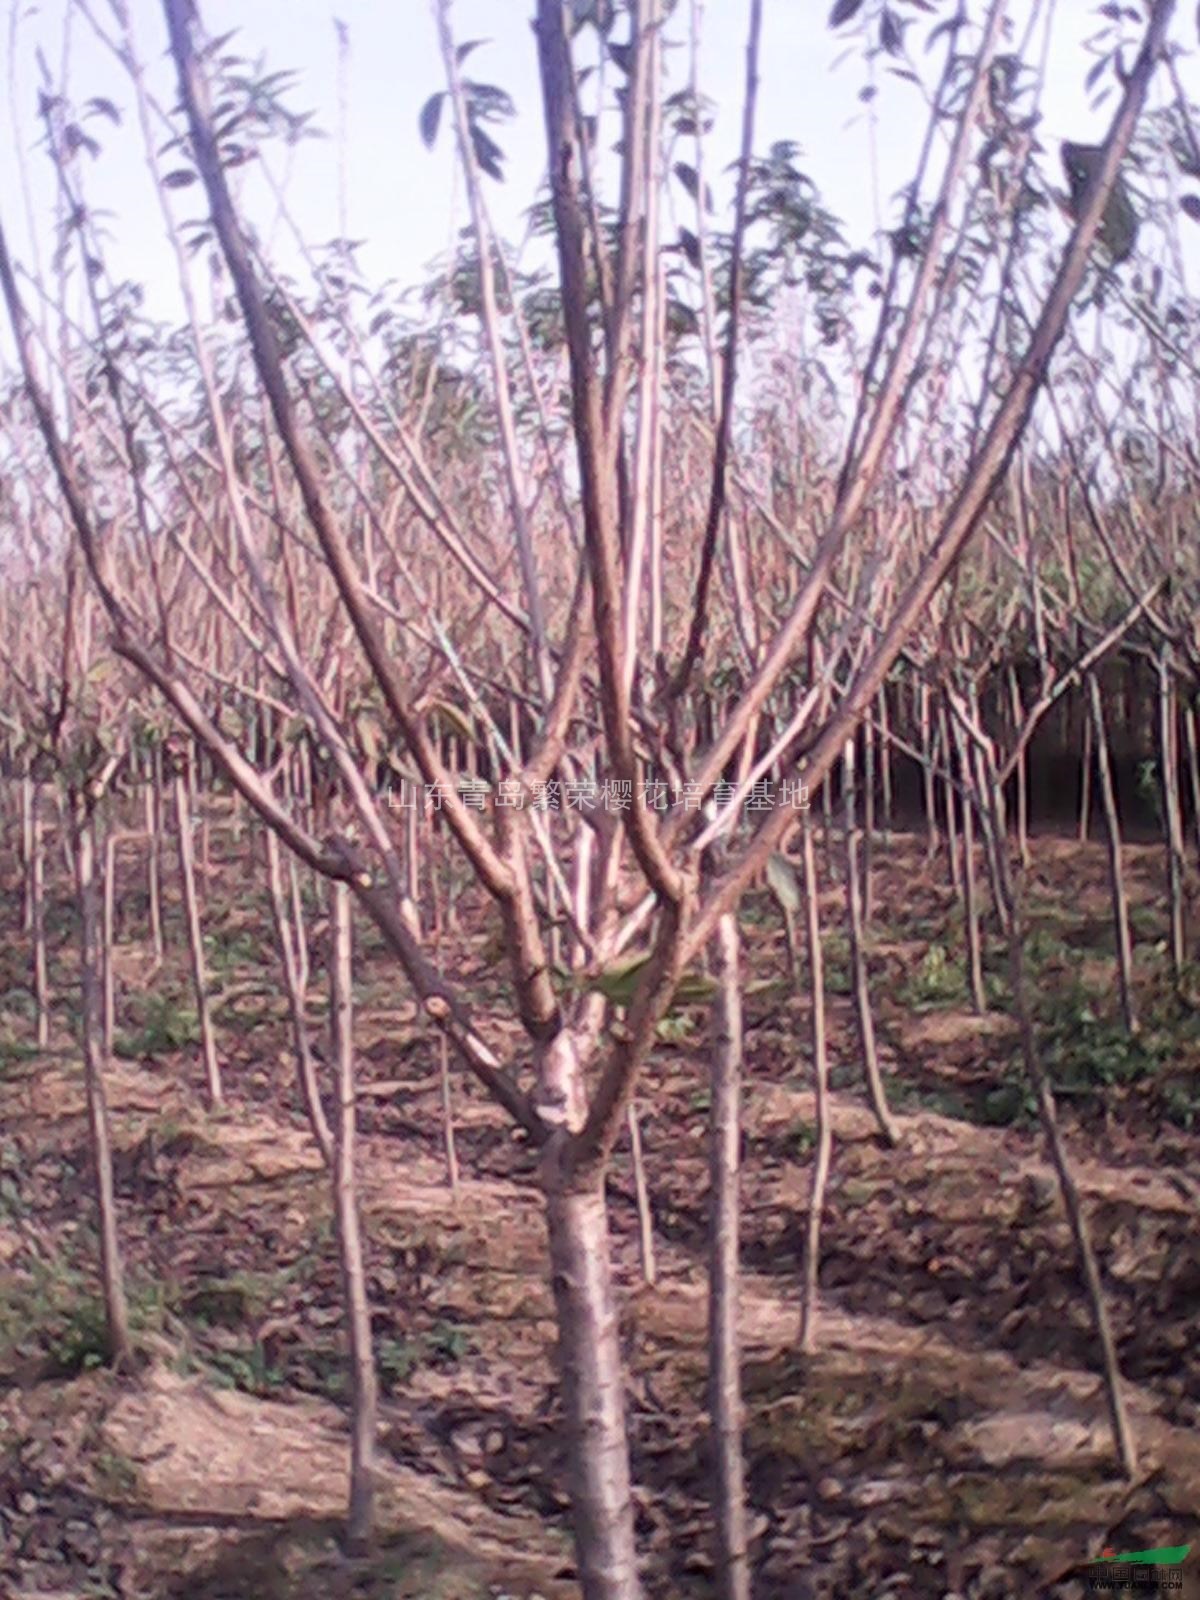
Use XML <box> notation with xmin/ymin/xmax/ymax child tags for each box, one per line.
<box><xmin>540</xmin><ymin>1028</ymin><xmax>640</xmax><ymax>1600</ymax></box>
<box><xmin>545</xmin><ymin>1176</ymin><xmax>640</xmax><ymax>1599</ymax></box>
<box><xmin>1008</xmin><ymin>666</ymin><xmax>1030</xmax><ymax>868</ymax></box>
<box><xmin>20</xmin><ymin>773</ymin><xmax>33</xmax><ymax>934</ymax></box>
<box><xmin>708</xmin><ymin>912</ymin><xmax>750</xmax><ymax>1600</ymax></box>
<box><xmin>627</xmin><ymin>1099</ymin><xmax>656</xmax><ymax>1287</ymax></box>
<box><xmin>440</xmin><ymin>1031</ymin><xmax>460</xmax><ymax>1200</ymax></box>
<box><xmin>145</xmin><ymin>757</ymin><xmax>164</xmax><ymax>968</ymax></box>
<box><xmin>72</xmin><ymin>800</ymin><xmax>132</xmax><ymax>1368</ymax></box>
<box><xmin>265</xmin><ymin>828</ymin><xmax>333</xmax><ymax>1164</ymax></box>
<box><xmin>961</xmin><ymin>779</ymin><xmax>987</xmax><ymax>1015</ymax></box>
<box><xmin>102</xmin><ymin>830</ymin><xmax>117</xmax><ymax>1058</ymax></box>
<box><xmin>1184</xmin><ymin>702</ymin><xmax>1200</xmax><ymax>865</ymax></box>
<box><xmin>1088</xmin><ymin>675</ymin><xmax>1137</xmax><ymax>1036</ymax></box>
<box><xmin>799</xmin><ymin>817</ymin><xmax>832</xmax><ymax>1353</ymax></box>
<box><xmin>919</xmin><ymin>683</ymin><xmax>937</xmax><ymax>858</ymax></box>
<box><xmin>30</xmin><ymin>790</ymin><xmax>49</xmax><ymax>1050</ymax></box>
<box><xmin>940</xmin><ymin>703</ymin><xmax>961</xmax><ymax>895</ymax></box>
<box><xmin>842</xmin><ymin>738</ymin><xmax>900</xmax><ymax>1145</ymax></box>
<box><xmin>877</xmin><ymin>685</ymin><xmax>893</xmax><ymax>842</ymax></box>
<box><xmin>862</xmin><ymin>718</ymin><xmax>876</xmax><ymax>922</ymax></box>
<box><xmin>329</xmin><ymin>878</ymin><xmax>378</xmax><ymax>1553</ymax></box>
<box><xmin>1158</xmin><ymin>649</ymin><xmax>1187</xmax><ymax>981</ymax></box>
<box><xmin>173</xmin><ymin>766</ymin><xmax>222</xmax><ymax>1107</ymax></box>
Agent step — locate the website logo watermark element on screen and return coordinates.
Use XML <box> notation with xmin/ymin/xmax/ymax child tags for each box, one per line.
<box><xmin>379</xmin><ymin>776</ymin><xmax>811</xmax><ymax>816</ymax></box>
<box><xmin>1085</xmin><ymin>1543</ymin><xmax>1191</xmax><ymax>1593</ymax></box>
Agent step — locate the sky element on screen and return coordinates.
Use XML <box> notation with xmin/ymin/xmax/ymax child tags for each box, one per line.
<box><xmin>0</xmin><ymin>0</ymin><xmax>1146</xmax><ymax>336</ymax></box>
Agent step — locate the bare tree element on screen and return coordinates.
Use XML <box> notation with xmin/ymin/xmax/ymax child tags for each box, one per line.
<box><xmin>0</xmin><ymin>0</ymin><xmax>1177</xmax><ymax>1591</ymax></box>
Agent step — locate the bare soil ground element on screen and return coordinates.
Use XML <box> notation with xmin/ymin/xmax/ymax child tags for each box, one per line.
<box><xmin>0</xmin><ymin>823</ymin><xmax>1197</xmax><ymax>1599</ymax></box>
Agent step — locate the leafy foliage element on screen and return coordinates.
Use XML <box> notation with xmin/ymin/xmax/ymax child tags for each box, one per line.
<box><xmin>897</xmin><ymin>944</ymin><xmax>969</xmax><ymax>1011</ymax></box>
<box><xmin>1060</xmin><ymin>142</ymin><xmax>1140</xmax><ymax>264</ymax></box>
<box><xmin>417</xmin><ymin>45</ymin><xmax>514</xmax><ymax>184</ymax></box>
<box><xmin>114</xmin><ymin>991</ymin><xmax>201</xmax><ymax>1059</ymax></box>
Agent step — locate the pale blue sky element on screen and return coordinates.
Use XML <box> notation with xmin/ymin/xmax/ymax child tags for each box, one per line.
<box><xmin>0</xmin><ymin>0</ymin><xmax>1135</xmax><ymax>330</ymax></box>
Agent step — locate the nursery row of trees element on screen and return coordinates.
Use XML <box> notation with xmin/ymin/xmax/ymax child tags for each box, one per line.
<box><xmin>0</xmin><ymin>1</ymin><xmax>1197</xmax><ymax>1595</ymax></box>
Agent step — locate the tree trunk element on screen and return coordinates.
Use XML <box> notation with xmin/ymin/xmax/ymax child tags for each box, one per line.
<box><xmin>1158</xmin><ymin>649</ymin><xmax>1187</xmax><ymax>981</ymax></box>
<box><xmin>862</xmin><ymin>722</ymin><xmax>876</xmax><ymax>923</ymax></box>
<box><xmin>72</xmin><ymin>801</ymin><xmax>132</xmax><ymax>1368</ymax></box>
<box><xmin>545</xmin><ymin>1174</ymin><xmax>640</xmax><ymax>1600</ymax></box>
<box><xmin>265</xmin><ymin>828</ymin><xmax>333</xmax><ymax>1163</ymax></box>
<box><xmin>877</xmin><ymin>685</ymin><xmax>893</xmax><ymax>843</ymax></box>
<box><xmin>405</xmin><ymin>797</ymin><xmax>422</xmax><ymax>933</ymax></box>
<box><xmin>1008</xmin><ymin>666</ymin><xmax>1030</xmax><ymax>868</ymax></box>
<box><xmin>440</xmin><ymin>1031</ymin><xmax>460</xmax><ymax>1199</ymax></box>
<box><xmin>173</xmin><ymin>767</ymin><xmax>222</xmax><ymax>1107</ymax></box>
<box><xmin>919</xmin><ymin>682</ymin><xmax>937</xmax><ymax>858</ymax></box>
<box><xmin>842</xmin><ymin>738</ymin><xmax>900</xmax><ymax>1145</ymax></box>
<box><xmin>431</xmin><ymin>866</ymin><xmax>460</xmax><ymax>1197</ymax></box>
<box><xmin>627</xmin><ymin>1099</ymin><xmax>655</xmax><ymax>1287</ymax></box>
<box><xmin>963</xmin><ymin>725</ymin><xmax>1008</xmax><ymax>940</ymax></box>
<box><xmin>102</xmin><ymin>831</ymin><xmax>117</xmax><ymax>1058</ymax></box>
<box><xmin>799</xmin><ymin>817</ymin><xmax>832</xmax><ymax>1353</ymax></box>
<box><xmin>145</xmin><ymin>760</ymin><xmax>164</xmax><ymax>968</ymax></box>
<box><xmin>820</xmin><ymin>771</ymin><xmax>835</xmax><ymax>882</ymax></box>
<box><xmin>20</xmin><ymin>773</ymin><xmax>33</xmax><ymax>934</ymax></box>
<box><xmin>1088</xmin><ymin>676</ymin><xmax>1137</xmax><ymax>1036</ymax></box>
<box><xmin>539</xmin><ymin>1029</ymin><xmax>640</xmax><ymax>1600</ymax></box>
<box><xmin>708</xmin><ymin>912</ymin><xmax>750</xmax><ymax>1600</ymax></box>
<box><xmin>940</xmin><ymin>703</ymin><xmax>961</xmax><ymax>894</ymax></box>
<box><xmin>961</xmin><ymin>784</ymin><xmax>987</xmax><ymax>1015</ymax></box>
<box><xmin>30</xmin><ymin>791</ymin><xmax>49</xmax><ymax>1050</ymax></box>
<box><xmin>329</xmin><ymin>879</ymin><xmax>378</xmax><ymax>1552</ymax></box>
<box><xmin>1184</xmin><ymin>702</ymin><xmax>1200</xmax><ymax>865</ymax></box>
<box><xmin>977</xmin><ymin>756</ymin><xmax>1137</xmax><ymax>1478</ymax></box>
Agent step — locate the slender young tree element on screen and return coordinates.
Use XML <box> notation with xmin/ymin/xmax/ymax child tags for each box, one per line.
<box><xmin>708</xmin><ymin>910</ymin><xmax>748</xmax><ymax>1600</ymax></box>
<box><xmin>329</xmin><ymin>877</ymin><xmax>378</xmax><ymax>1553</ymax></box>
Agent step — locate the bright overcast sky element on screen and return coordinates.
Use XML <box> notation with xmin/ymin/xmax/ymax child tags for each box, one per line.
<box><xmin>0</xmin><ymin>1</ymin><xmax>1183</xmax><ymax>328</ymax></box>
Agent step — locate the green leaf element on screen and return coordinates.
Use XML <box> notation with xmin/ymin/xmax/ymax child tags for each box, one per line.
<box><xmin>1098</xmin><ymin>179</ymin><xmax>1138</xmax><ymax>263</ymax></box>
<box><xmin>583</xmin><ymin>954</ymin><xmax>715</xmax><ymax>1011</ymax></box>
<box><xmin>163</xmin><ymin>168</ymin><xmax>197</xmax><ymax>189</ymax></box>
<box><xmin>64</xmin><ymin>123</ymin><xmax>101</xmax><ymax>159</ymax></box>
<box><xmin>470</xmin><ymin>122</ymin><xmax>505</xmax><ymax>181</ymax></box>
<box><xmin>673</xmin><ymin>969</ymin><xmax>717</xmax><ymax>1005</ymax></box>
<box><xmin>571</xmin><ymin>0</ymin><xmax>615</xmax><ymax>33</ymax></box>
<box><xmin>588</xmin><ymin>953</ymin><xmax>653</xmax><ymax>1007</ymax></box>
<box><xmin>829</xmin><ymin>0</ymin><xmax>865</xmax><ymax>26</ymax></box>
<box><xmin>880</xmin><ymin>7</ymin><xmax>903</xmax><ymax>54</ymax></box>
<box><xmin>608</xmin><ymin>40</ymin><xmax>633</xmax><ymax>74</ymax></box>
<box><xmin>766</xmin><ymin>852</ymin><xmax>801</xmax><ymax>916</ymax></box>
<box><xmin>1060</xmin><ymin>141</ymin><xmax>1139</xmax><ymax>264</ymax></box>
<box><xmin>982</xmin><ymin>1084</ymin><xmax>1028</xmax><ymax>1126</ymax></box>
<box><xmin>428</xmin><ymin>700</ymin><xmax>473</xmax><ymax>741</ymax></box>
<box><xmin>419</xmin><ymin>91</ymin><xmax>445</xmax><ymax>149</ymax></box>
<box><xmin>744</xmin><ymin>977</ymin><xmax>791</xmax><ymax>1001</ymax></box>
<box><xmin>674</xmin><ymin>161</ymin><xmax>699</xmax><ymax>200</ymax></box>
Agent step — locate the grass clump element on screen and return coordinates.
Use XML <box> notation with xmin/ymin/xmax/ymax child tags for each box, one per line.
<box><xmin>897</xmin><ymin>943</ymin><xmax>969</xmax><ymax>1011</ymax></box>
<box><xmin>114</xmin><ymin>990</ymin><xmax>199</xmax><ymax>1060</ymax></box>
